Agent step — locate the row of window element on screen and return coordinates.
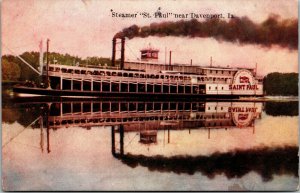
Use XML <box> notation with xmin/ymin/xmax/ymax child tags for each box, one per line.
<box><xmin>49</xmin><ymin>115</ymin><xmax>233</xmax><ymax>127</ymax></box>
<box><xmin>49</xmin><ymin>66</ymin><xmax>194</xmax><ymax>81</ymax></box>
<box><xmin>49</xmin><ymin>102</ymin><xmax>207</xmax><ymax>116</ymax></box>
<box><xmin>208</xmin><ymin>86</ymin><xmax>225</xmax><ymax>90</ymax></box>
<box><xmin>208</xmin><ymin>106</ymin><xmax>224</xmax><ymax>110</ymax></box>
<box><xmin>48</xmin><ymin>66</ymin><xmax>238</xmax><ymax>82</ymax></box>
<box><xmin>209</xmin><ymin>70</ymin><xmax>232</xmax><ymax>74</ymax></box>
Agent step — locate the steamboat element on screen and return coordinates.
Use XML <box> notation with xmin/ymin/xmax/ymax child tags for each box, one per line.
<box><xmin>13</xmin><ymin>37</ymin><xmax>264</xmax><ymax>98</ymax></box>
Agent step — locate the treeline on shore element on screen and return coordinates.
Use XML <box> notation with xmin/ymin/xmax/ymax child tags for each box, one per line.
<box><xmin>263</xmin><ymin>72</ymin><xmax>298</xmax><ymax>96</ymax></box>
<box><xmin>1</xmin><ymin>52</ymin><xmax>298</xmax><ymax>96</ymax></box>
<box><xmin>2</xmin><ymin>51</ymin><xmax>111</xmax><ymax>83</ymax></box>
<box><xmin>264</xmin><ymin>101</ymin><xmax>298</xmax><ymax>116</ymax></box>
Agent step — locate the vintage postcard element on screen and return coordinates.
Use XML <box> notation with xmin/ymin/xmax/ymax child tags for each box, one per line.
<box><xmin>2</xmin><ymin>0</ymin><xmax>298</xmax><ymax>191</ymax></box>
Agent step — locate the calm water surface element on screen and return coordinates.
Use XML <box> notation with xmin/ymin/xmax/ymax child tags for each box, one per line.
<box><xmin>2</xmin><ymin>98</ymin><xmax>299</xmax><ymax>191</ymax></box>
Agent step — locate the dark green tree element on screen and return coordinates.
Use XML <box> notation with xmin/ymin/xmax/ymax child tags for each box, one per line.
<box><xmin>263</xmin><ymin>72</ymin><xmax>298</xmax><ymax>96</ymax></box>
<box><xmin>2</xmin><ymin>58</ymin><xmax>21</xmax><ymax>81</ymax></box>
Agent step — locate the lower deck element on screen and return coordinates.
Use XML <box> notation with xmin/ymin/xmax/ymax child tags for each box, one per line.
<box><xmin>47</xmin><ymin>75</ymin><xmax>263</xmax><ymax>96</ymax></box>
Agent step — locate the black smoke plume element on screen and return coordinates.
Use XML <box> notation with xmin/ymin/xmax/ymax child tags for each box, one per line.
<box><xmin>114</xmin><ymin>15</ymin><xmax>298</xmax><ymax>49</ymax></box>
<box><xmin>115</xmin><ymin>146</ymin><xmax>298</xmax><ymax>181</ymax></box>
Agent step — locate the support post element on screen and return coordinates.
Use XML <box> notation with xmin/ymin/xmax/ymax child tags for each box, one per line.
<box><xmin>109</xmin><ymin>81</ymin><xmax>112</xmax><ymax>92</ymax></box>
<box><xmin>90</xmin><ymin>103</ymin><xmax>93</xmax><ymax>114</ymax></box>
<box><xmin>71</xmin><ymin>79</ymin><xmax>73</xmax><ymax>90</ymax></box>
<box><xmin>60</xmin><ymin>78</ymin><xmax>63</xmax><ymax>90</ymax></box>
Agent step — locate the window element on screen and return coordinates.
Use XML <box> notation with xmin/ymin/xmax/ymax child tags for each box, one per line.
<box><xmin>209</xmin><ymin>86</ymin><xmax>211</xmax><ymax>90</ymax></box>
<box><xmin>210</xmin><ymin>70</ymin><xmax>212</xmax><ymax>73</ymax></box>
<box><xmin>215</xmin><ymin>87</ymin><xmax>217</xmax><ymax>90</ymax></box>
<box><xmin>215</xmin><ymin>107</ymin><xmax>217</xmax><ymax>110</ymax></box>
<box><xmin>222</xmin><ymin>87</ymin><xmax>223</xmax><ymax>90</ymax></box>
<box><xmin>216</xmin><ymin>71</ymin><xmax>218</xmax><ymax>74</ymax></box>
<box><xmin>229</xmin><ymin>71</ymin><xmax>231</xmax><ymax>74</ymax></box>
<box><xmin>221</xmin><ymin>107</ymin><xmax>223</xmax><ymax>110</ymax></box>
<box><xmin>208</xmin><ymin>107</ymin><xmax>210</xmax><ymax>110</ymax></box>
<box><xmin>222</xmin><ymin>71</ymin><xmax>224</xmax><ymax>74</ymax></box>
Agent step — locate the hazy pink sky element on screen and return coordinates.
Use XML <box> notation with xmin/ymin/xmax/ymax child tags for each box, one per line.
<box><xmin>2</xmin><ymin>0</ymin><xmax>298</xmax><ymax>75</ymax></box>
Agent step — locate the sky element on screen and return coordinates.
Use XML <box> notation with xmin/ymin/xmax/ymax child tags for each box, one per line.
<box><xmin>2</xmin><ymin>0</ymin><xmax>298</xmax><ymax>75</ymax></box>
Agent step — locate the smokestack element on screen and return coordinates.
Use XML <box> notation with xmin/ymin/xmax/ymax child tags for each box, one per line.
<box><xmin>120</xmin><ymin>37</ymin><xmax>125</xmax><ymax>70</ymax></box>
<box><xmin>112</xmin><ymin>38</ymin><xmax>116</xmax><ymax>67</ymax></box>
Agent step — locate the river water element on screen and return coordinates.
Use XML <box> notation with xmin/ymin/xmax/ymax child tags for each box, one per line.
<box><xmin>2</xmin><ymin>97</ymin><xmax>299</xmax><ymax>191</ymax></box>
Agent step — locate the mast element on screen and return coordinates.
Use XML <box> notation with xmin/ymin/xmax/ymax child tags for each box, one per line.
<box><xmin>255</xmin><ymin>63</ymin><xmax>258</xmax><ymax>77</ymax></box>
<box><xmin>164</xmin><ymin>47</ymin><xmax>167</xmax><ymax>66</ymax></box>
<box><xmin>39</xmin><ymin>40</ymin><xmax>43</xmax><ymax>74</ymax></box>
<box><xmin>169</xmin><ymin>51</ymin><xmax>172</xmax><ymax>70</ymax></box>
<box><xmin>46</xmin><ymin>39</ymin><xmax>50</xmax><ymax>88</ymax></box>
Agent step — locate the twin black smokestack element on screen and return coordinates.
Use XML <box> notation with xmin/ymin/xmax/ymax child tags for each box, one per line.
<box><xmin>114</xmin><ymin>15</ymin><xmax>298</xmax><ymax>49</ymax></box>
<box><xmin>112</xmin><ymin>37</ymin><xmax>125</xmax><ymax>69</ymax></box>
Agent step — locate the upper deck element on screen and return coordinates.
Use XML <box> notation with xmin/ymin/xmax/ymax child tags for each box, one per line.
<box><xmin>46</xmin><ymin>63</ymin><xmax>263</xmax><ymax>85</ymax></box>
<box><xmin>124</xmin><ymin>60</ymin><xmax>256</xmax><ymax>76</ymax></box>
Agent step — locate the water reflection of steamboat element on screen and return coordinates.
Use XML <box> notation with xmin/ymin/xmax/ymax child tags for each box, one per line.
<box><xmin>37</xmin><ymin>101</ymin><xmax>263</xmax><ymax>153</ymax></box>
<box><xmin>13</xmin><ymin>38</ymin><xmax>263</xmax><ymax>98</ymax></box>
<box><xmin>47</xmin><ymin>101</ymin><xmax>262</xmax><ymax>131</ymax></box>
<box><xmin>27</xmin><ymin>100</ymin><xmax>297</xmax><ymax>181</ymax></box>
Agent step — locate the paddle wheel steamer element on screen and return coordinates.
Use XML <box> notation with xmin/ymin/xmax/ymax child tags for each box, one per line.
<box><xmin>13</xmin><ymin>37</ymin><xmax>264</xmax><ymax>98</ymax></box>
